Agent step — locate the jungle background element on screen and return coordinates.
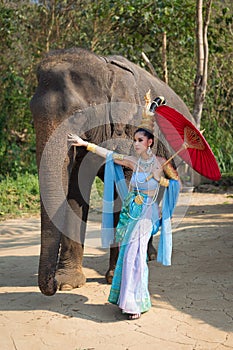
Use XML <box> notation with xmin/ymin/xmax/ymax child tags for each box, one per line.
<box><xmin>0</xmin><ymin>0</ymin><xmax>232</xmax><ymax>219</ymax></box>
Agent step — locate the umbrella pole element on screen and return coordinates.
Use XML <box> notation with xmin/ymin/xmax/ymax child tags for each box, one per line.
<box><xmin>146</xmin><ymin>143</ymin><xmax>189</xmax><ymax>181</ymax></box>
<box><xmin>162</xmin><ymin>143</ymin><xmax>188</xmax><ymax>167</ymax></box>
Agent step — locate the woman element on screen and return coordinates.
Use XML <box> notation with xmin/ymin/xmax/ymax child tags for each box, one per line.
<box><xmin>68</xmin><ymin>93</ymin><xmax>180</xmax><ymax>320</ymax></box>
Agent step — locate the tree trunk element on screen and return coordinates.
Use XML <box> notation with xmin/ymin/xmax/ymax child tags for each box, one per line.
<box><xmin>141</xmin><ymin>52</ymin><xmax>157</xmax><ymax>77</ymax></box>
<box><xmin>162</xmin><ymin>31</ymin><xmax>168</xmax><ymax>84</ymax></box>
<box><xmin>193</xmin><ymin>0</ymin><xmax>212</xmax><ymax>129</ymax></box>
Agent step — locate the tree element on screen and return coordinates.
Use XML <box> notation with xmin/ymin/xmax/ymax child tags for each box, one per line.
<box><xmin>193</xmin><ymin>0</ymin><xmax>212</xmax><ymax>129</ymax></box>
<box><xmin>0</xmin><ymin>0</ymin><xmax>232</xmax><ymax>176</ymax></box>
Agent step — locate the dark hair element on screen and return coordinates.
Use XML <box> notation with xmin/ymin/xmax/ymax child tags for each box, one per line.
<box><xmin>134</xmin><ymin>128</ymin><xmax>154</xmax><ymax>147</ymax></box>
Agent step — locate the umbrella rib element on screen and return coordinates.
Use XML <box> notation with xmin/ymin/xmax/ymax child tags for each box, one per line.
<box><xmin>155</xmin><ymin>105</ymin><xmax>221</xmax><ymax>180</ymax></box>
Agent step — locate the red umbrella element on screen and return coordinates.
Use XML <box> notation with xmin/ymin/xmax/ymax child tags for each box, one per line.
<box><xmin>153</xmin><ymin>105</ymin><xmax>221</xmax><ymax>181</ymax></box>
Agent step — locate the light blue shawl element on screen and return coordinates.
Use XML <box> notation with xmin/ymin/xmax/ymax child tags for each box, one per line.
<box><xmin>101</xmin><ymin>152</ymin><xmax>128</xmax><ymax>248</ymax></box>
<box><xmin>101</xmin><ymin>153</ymin><xmax>180</xmax><ymax>266</ymax></box>
<box><xmin>157</xmin><ymin>179</ymin><xmax>180</xmax><ymax>265</ymax></box>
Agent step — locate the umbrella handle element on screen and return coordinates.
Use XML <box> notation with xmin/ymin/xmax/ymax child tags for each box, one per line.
<box><xmin>162</xmin><ymin>142</ymin><xmax>189</xmax><ymax>166</ymax></box>
<box><xmin>146</xmin><ymin>143</ymin><xmax>188</xmax><ymax>181</ymax></box>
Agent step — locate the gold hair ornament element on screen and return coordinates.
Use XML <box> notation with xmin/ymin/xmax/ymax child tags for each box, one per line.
<box><xmin>138</xmin><ymin>91</ymin><xmax>166</xmax><ymax>133</ymax></box>
<box><xmin>138</xmin><ymin>90</ymin><xmax>155</xmax><ymax>133</ymax></box>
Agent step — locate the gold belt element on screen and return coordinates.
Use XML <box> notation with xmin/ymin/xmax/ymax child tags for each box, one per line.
<box><xmin>134</xmin><ymin>194</ymin><xmax>144</xmax><ymax>205</ymax></box>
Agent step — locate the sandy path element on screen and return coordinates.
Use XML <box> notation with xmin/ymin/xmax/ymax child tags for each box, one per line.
<box><xmin>0</xmin><ymin>191</ymin><xmax>233</xmax><ymax>350</ymax></box>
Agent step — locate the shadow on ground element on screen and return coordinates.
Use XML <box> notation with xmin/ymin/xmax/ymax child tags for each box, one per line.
<box><xmin>0</xmin><ymin>201</ymin><xmax>232</xmax><ymax>330</ymax></box>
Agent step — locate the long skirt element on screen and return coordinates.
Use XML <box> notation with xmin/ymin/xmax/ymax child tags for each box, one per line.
<box><xmin>108</xmin><ymin>191</ymin><xmax>160</xmax><ymax>314</ymax></box>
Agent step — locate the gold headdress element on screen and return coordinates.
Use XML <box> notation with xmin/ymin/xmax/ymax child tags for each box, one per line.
<box><xmin>138</xmin><ymin>90</ymin><xmax>155</xmax><ymax>134</ymax></box>
<box><xmin>138</xmin><ymin>90</ymin><xmax>166</xmax><ymax>134</ymax></box>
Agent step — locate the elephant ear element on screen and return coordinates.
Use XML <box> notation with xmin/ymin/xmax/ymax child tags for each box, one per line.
<box><xmin>107</xmin><ymin>56</ymin><xmax>136</xmax><ymax>76</ymax></box>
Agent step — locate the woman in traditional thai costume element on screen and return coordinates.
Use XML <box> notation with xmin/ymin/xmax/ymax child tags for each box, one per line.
<box><xmin>68</xmin><ymin>92</ymin><xmax>180</xmax><ymax>320</ymax></box>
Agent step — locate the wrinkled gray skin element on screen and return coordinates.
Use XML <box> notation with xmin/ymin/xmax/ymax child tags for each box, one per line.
<box><xmin>30</xmin><ymin>48</ymin><xmax>193</xmax><ymax>296</ymax></box>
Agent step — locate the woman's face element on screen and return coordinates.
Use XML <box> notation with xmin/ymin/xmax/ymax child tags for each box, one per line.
<box><xmin>133</xmin><ymin>131</ymin><xmax>152</xmax><ymax>156</ymax></box>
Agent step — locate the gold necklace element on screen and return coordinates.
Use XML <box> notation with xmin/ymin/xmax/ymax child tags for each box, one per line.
<box><xmin>135</xmin><ymin>156</ymin><xmax>154</xmax><ymax>183</ymax></box>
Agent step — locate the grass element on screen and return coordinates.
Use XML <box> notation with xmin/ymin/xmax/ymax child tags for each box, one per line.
<box><xmin>0</xmin><ymin>174</ymin><xmax>104</xmax><ymax>221</ymax></box>
<box><xmin>0</xmin><ymin>173</ymin><xmax>40</xmax><ymax>221</ymax></box>
<box><xmin>1</xmin><ymin>172</ymin><xmax>232</xmax><ymax>222</ymax></box>
<box><xmin>218</xmin><ymin>172</ymin><xmax>233</xmax><ymax>186</ymax></box>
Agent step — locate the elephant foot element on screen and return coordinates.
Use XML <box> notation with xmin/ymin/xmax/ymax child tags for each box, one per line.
<box><xmin>56</xmin><ymin>270</ymin><xmax>86</xmax><ymax>291</ymax></box>
<box><xmin>147</xmin><ymin>245</ymin><xmax>157</xmax><ymax>261</ymax></box>
<box><xmin>105</xmin><ymin>269</ymin><xmax>114</xmax><ymax>284</ymax></box>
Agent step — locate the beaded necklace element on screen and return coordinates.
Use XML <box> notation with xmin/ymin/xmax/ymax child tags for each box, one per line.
<box><xmin>128</xmin><ymin>155</ymin><xmax>161</xmax><ymax>217</ymax></box>
<box><xmin>134</xmin><ymin>176</ymin><xmax>160</xmax><ymax>205</ymax></box>
<box><xmin>135</xmin><ymin>155</ymin><xmax>154</xmax><ymax>183</ymax></box>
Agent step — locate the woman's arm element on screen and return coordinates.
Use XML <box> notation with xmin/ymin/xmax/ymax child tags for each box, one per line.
<box><xmin>159</xmin><ymin>158</ymin><xmax>179</xmax><ymax>180</ymax></box>
<box><xmin>146</xmin><ymin>157</ymin><xmax>179</xmax><ymax>187</ymax></box>
<box><xmin>157</xmin><ymin>157</ymin><xmax>179</xmax><ymax>187</ymax></box>
<box><xmin>68</xmin><ymin>133</ymin><xmax>135</xmax><ymax>169</ymax></box>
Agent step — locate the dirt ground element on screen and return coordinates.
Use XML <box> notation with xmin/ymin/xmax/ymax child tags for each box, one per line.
<box><xmin>0</xmin><ymin>189</ymin><xmax>233</xmax><ymax>350</ymax></box>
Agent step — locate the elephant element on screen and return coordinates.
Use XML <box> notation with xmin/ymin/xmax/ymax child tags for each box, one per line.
<box><xmin>30</xmin><ymin>47</ymin><xmax>193</xmax><ymax>296</ymax></box>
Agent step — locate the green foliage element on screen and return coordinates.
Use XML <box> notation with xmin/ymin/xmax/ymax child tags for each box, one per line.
<box><xmin>0</xmin><ymin>0</ymin><xmax>232</xmax><ymax>181</ymax></box>
<box><xmin>0</xmin><ymin>2</ymin><xmax>37</xmax><ymax>179</ymax></box>
<box><xmin>202</xmin><ymin>90</ymin><xmax>233</xmax><ymax>174</ymax></box>
<box><xmin>201</xmin><ymin>5</ymin><xmax>233</xmax><ymax>174</ymax></box>
<box><xmin>89</xmin><ymin>177</ymin><xmax>104</xmax><ymax>211</ymax></box>
<box><xmin>0</xmin><ymin>68</ymin><xmax>37</xmax><ymax>179</ymax></box>
<box><xmin>0</xmin><ymin>173</ymin><xmax>40</xmax><ymax>220</ymax></box>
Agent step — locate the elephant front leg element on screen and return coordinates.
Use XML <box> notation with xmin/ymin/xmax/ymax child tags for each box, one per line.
<box><xmin>39</xmin><ymin>196</ymin><xmax>87</xmax><ymax>292</ymax></box>
<box><xmin>56</xmin><ymin>234</ymin><xmax>86</xmax><ymax>291</ymax></box>
<box><xmin>55</xmin><ymin>154</ymin><xmax>94</xmax><ymax>291</ymax></box>
<box><xmin>55</xmin><ymin>196</ymin><xmax>89</xmax><ymax>291</ymax></box>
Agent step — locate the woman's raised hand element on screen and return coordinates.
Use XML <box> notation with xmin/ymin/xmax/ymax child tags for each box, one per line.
<box><xmin>68</xmin><ymin>133</ymin><xmax>87</xmax><ymax>147</ymax></box>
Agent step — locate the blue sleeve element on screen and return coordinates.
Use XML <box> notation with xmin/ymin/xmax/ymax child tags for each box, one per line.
<box><xmin>101</xmin><ymin>153</ymin><xmax>128</xmax><ymax>248</ymax></box>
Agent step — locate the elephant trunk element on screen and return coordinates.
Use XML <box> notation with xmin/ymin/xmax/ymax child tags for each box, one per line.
<box><xmin>34</xmin><ymin>121</ymin><xmax>71</xmax><ymax>296</ymax></box>
<box><xmin>38</xmin><ymin>204</ymin><xmax>61</xmax><ymax>296</ymax></box>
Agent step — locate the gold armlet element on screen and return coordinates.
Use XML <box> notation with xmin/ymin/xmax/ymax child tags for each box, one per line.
<box><xmin>159</xmin><ymin>176</ymin><xmax>169</xmax><ymax>187</ymax></box>
<box><xmin>86</xmin><ymin>143</ymin><xmax>97</xmax><ymax>153</ymax></box>
<box><xmin>163</xmin><ymin>163</ymin><xmax>179</xmax><ymax>180</ymax></box>
<box><xmin>112</xmin><ymin>153</ymin><xmax>125</xmax><ymax>161</ymax></box>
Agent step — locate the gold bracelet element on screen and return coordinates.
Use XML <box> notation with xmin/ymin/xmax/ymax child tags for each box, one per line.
<box><xmin>86</xmin><ymin>142</ymin><xmax>97</xmax><ymax>153</ymax></box>
<box><xmin>112</xmin><ymin>153</ymin><xmax>125</xmax><ymax>161</ymax></box>
<box><xmin>159</xmin><ymin>176</ymin><xmax>169</xmax><ymax>187</ymax></box>
<box><xmin>163</xmin><ymin>163</ymin><xmax>179</xmax><ymax>180</ymax></box>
